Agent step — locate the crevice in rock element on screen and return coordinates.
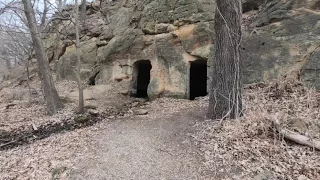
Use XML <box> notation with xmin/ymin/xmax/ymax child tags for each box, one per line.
<box><xmin>88</xmin><ymin>70</ymin><xmax>100</xmax><ymax>86</ymax></box>
<box><xmin>57</xmin><ymin>44</ymin><xmax>67</xmax><ymax>61</ymax></box>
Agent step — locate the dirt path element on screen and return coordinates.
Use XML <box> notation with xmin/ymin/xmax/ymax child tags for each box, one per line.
<box><xmin>69</xmin><ymin>108</ymin><xmax>207</xmax><ymax>180</ymax></box>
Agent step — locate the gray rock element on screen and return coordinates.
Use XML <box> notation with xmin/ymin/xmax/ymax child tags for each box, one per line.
<box><xmin>88</xmin><ymin>109</ymin><xmax>99</xmax><ymax>116</ymax></box>
<box><xmin>297</xmin><ymin>175</ymin><xmax>310</xmax><ymax>180</ymax></box>
<box><xmin>120</xmin><ymin>90</ymin><xmax>129</xmax><ymax>96</ymax></box>
<box><xmin>96</xmin><ymin>40</ymin><xmax>108</xmax><ymax>46</ymax></box>
<box><xmin>74</xmin><ymin>115</ymin><xmax>90</xmax><ymax>123</ymax></box>
<box><xmin>131</xmin><ymin>102</ymin><xmax>140</xmax><ymax>107</ymax></box>
<box><xmin>84</xmin><ymin>105</ymin><xmax>98</xmax><ymax>109</ymax></box>
<box><xmin>253</xmin><ymin>170</ymin><xmax>275</xmax><ymax>180</ymax></box>
<box><xmin>155</xmin><ymin>23</ymin><xmax>177</xmax><ymax>34</ymax></box>
<box><xmin>134</xmin><ymin>109</ymin><xmax>148</xmax><ymax>115</ymax></box>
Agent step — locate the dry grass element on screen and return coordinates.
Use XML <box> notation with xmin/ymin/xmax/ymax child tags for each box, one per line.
<box><xmin>193</xmin><ymin>80</ymin><xmax>320</xmax><ymax>179</ymax></box>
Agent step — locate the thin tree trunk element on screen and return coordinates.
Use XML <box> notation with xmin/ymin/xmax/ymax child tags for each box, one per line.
<box><xmin>57</xmin><ymin>0</ymin><xmax>62</xmax><ymax>12</ymax></box>
<box><xmin>75</xmin><ymin>0</ymin><xmax>84</xmax><ymax>113</ymax></box>
<box><xmin>26</xmin><ymin>56</ymin><xmax>32</xmax><ymax>103</ymax></box>
<box><xmin>4</xmin><ymin>57</ymin><xmax>11</xmax><ymax>70</ymax></box>
<box><xmin>207</xmin><ymin>0</ymin><xmax>243</xmax><ymax>120</ymax></box>
<box><xmin>40</xmin><ymin>0</ymin><xmax>48</xmax><ymax>28</ymax></box>
<box><xmin>80</xmin><ymin>0</ymin><xmax>86</xmax><ymax>23</ymax></box>
<box><xmin>22</xmin><ymin>0</ymin><xmax>63</xmax><ymax>115</ymax></box>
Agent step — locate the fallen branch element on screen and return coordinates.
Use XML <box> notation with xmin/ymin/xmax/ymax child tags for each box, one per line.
<box><xmin>0</xmin><ymin>123</ymin><xmax>8</xmax><ymax>127</ymax></box>
<box><xmin>0</xmin><ymin>113</ymin><xmax>104</xmax><ymax>151</ymax></box>
<box><xmin>0</xmin><ymin>139</ymin><xmax>20</xmax><ymax>149</ymax></box>
<box><xmin>5</xmin><ymin>103</ymin><xmax>17</xmax><ymax>109</ymax></box>
<box><xmin>272</xmin><ymin>119</ymin><xmax>320</xmax><ymax>150</ymax></box>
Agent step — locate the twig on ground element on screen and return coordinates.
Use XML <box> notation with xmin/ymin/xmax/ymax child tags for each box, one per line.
<box><xmin>0</xmin><ymin>139</ymin><xmax>20</xmax><ymax>148</ymax></box>
<box><xmin>5</xmin><ymin>103</ymin><xmax>17</xmax><ymax>109</ymax></box>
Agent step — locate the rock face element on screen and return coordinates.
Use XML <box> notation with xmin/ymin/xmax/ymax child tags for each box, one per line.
<box><xmin>46</xmin><ymin>0</ymin><xmax>320</xmax><ymax>99</ymax></box>
<box><xmin>242</xmin><ymin>0</ymin><xmax>320</xmax><ymax>89</ymax></box>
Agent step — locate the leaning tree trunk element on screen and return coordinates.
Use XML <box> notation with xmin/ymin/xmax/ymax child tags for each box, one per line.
<box><xmin>22</xmin><ymin>0</ymin><xmax>63</xmax><ymax>115</ymax></box>
<box><xmin>207</xmin><ymin>0</ymin><xmax>243</xmax><ymax>120</ymax></box>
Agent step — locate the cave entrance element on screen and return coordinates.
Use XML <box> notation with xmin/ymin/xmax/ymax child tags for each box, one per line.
<box><xmin>243</xmin><ymin>1</ymin><xmax>260</xmax><ymax>13</ymax></box>
<box><xmin>88</xmin><ymin>71</ymin><xmax>99</xmax><ymax>86</ymax></box>
<box><xmin>132</xmin><ymin>60</ymin><xmax>152</xmax><ymax>98</ymax></box>
<box><xmin>189</xmin><ymin>60</ymin><xmax>207</xmax><ymax>100</ymax></box>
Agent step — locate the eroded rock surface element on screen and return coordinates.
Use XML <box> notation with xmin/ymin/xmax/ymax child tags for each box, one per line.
<box><xmin>242</xmin><ymin>0</ymin><xmax>320</xmax><ymax>89</ymax></box>
<box><xmin>45</xmin><ymin>0</ymin><xmax>320</xmax><ymax>99</ymax></box>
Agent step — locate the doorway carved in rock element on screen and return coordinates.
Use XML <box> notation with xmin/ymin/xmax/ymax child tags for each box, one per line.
<box><xmin>188</xmin><ymin>60</ymin><xmax>207</xmax><ymax>100</ymax></box>
<box><xmin>131</xmin><ymin>60</ymin><xmax>152</xmax><ymax>98</ymax></box>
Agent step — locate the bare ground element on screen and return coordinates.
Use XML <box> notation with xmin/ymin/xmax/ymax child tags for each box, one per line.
<box><xmin>1</xmin><ymin>80</ymin><xmax>320</xmax><ymax>179</ymax></box>
<box><xmin>69</xmin><ymin>107</ymin><xmax>208</xmax><ymax>180</ymax></box>
<box><xmin>0</xmin><ymin>97</ymin><xmax>211</xmax><ymax>180</ymax></box>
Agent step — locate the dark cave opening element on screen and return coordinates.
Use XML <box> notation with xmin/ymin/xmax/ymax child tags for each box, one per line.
<box><xmin>243</xmin><ymin>1</ymin><xmax>260</xmax><ymax>13</ymax></box>
<box><xmin>189</xmin><ymin>60</ymin><xmax>207</xmax><ymax>100</ymax></box>
<box><xmin>88</xmin><ymin>71</ymin><xmax>99</xmax><ymax>86</ymax></box>
<box><xmin>134</xmin><ymin>60</ymin><xmax>152</xmax><ymax>98</ymax></box>
<box><xmin>311</xmin><ymin>1</ymin><xmax>320</xmax><ymax>10</ymax></box>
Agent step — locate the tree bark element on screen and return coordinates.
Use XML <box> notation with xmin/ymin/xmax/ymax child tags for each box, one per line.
<box><xmin>75</xmin><ymin>0</ymin><xmax>84</xmax><ymax>113</ymax></box>
<box><xmin>22</xmin><ymin>0</ymin><xmax>63</xmax><ymax>115</ymax></box>
<box><xmin>207</xmin><ymin>0</ymin><xmax>243</xmax><ymax>120</ymax></box>
<box><xmin>5</xmin><ymin>58</ymin><xmax>11</xmax><ymax>70</ymax></box>
<box><xmin>40</xmin><ymin>0</ymin><xmax>48</xmax><ymax>28</ymax></box>
<box><xmin>56</xmin><ymin>0</ymin><xmax>62</xmax><ymax>12</ymax></box>
<box><xmin>80</xmin><ymin>0</ymin><xmax>86</xmax><ymax>23</ymax></box>
<box><xmin>3</xmin><ymin>50</ymin><xmax>11</xmax><ymax>70</ymax></box>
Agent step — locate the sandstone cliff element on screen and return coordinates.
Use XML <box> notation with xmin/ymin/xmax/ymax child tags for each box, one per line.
<box><xmin>45</xmin><ymin>0</ymin><xmax>320</xmax><ymax>98</ymax></box>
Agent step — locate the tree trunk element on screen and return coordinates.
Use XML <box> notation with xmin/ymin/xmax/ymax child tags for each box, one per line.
<box><xmin>57</xmin><ymin>0</ymin><xmax>62</xmax><ymax>12</ymax></box>
<box><xmin>80</xmin><ymin>0</ymin><xmax>86</xmax><ymax>23</ymax></box>
<box><xmin>75</xmin><ymin>0</ymin><xmax>84</xmax><ymax>113</ymax></box>
<box><xmin>22</xmin><ymin>0</ymin><xmax>63</xmax><ymax>115</ymax></box>
<box><xmin>4</xmin><ymin>54</ymin><xmax>11</xmax><ymax>70</ymax></box>
<box><xmin>40</xmin><ymin>0</ymin><xmax>48</xmax><ymax>28</ymax></box>
<box><xmin>26</xmin><ymin>56</ymin><xmax>32</xmax><ymax>102</ymax></box>
<box><xmin>207</xmin><ymin>0</ymin><xmax>243</xmax><ymax>120</ymax></box>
